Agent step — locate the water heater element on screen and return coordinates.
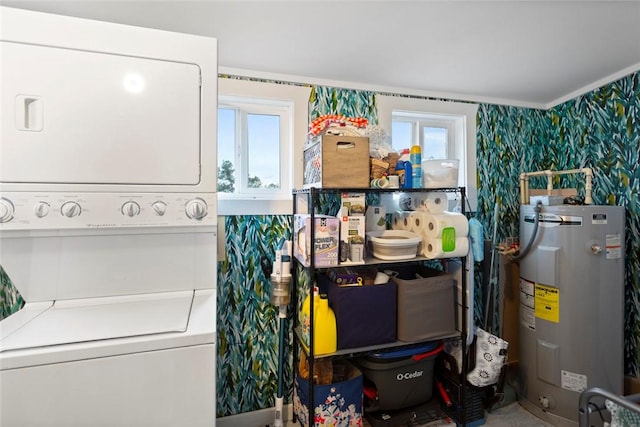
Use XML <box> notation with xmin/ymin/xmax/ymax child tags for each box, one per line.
<box><xmin>518</xmin><ymin>203</ymin><xmax>624</xmax><ymax>426</ymax></box>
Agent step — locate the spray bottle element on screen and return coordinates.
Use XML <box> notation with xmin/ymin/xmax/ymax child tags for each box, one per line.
<box><xmin>410</xmin><ymin>143</ymin><xmax>422</xmax><ymax>188</ymax></box>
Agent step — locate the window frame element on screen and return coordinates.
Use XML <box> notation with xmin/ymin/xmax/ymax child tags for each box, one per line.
<box><xmin>392</xmin><ymin>112</ymin><xmax>456</xmax><ymax>160</ymax></box>
<box><xmin>217</xmin><ymin>78</ymin><xmax>310</xmax><ymax>216</ymax></box>
<box><xmin>218</xmin><ymin>99</ymin><xmax>290</xmax><ymax>195</ymax></box>
<box><xmin>377</xmin><ymin>95</ymin><xmax>479</xmax><ymax>211</ymax></box>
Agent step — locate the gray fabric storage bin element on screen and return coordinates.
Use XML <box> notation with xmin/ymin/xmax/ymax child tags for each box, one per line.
<box><xmin>393</xmin><ymin>266</ymin><xmax>456</xmax><ymax>342</ymax></box>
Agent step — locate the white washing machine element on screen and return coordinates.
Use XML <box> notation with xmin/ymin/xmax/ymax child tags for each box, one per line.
<box><xmin>0</xmin><ymin>7</ymin><xmax>218</xmax><ymax>426</ymax></box>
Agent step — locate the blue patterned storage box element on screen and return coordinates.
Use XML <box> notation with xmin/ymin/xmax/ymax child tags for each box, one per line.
<box><xmin>294</xmin><ymin>360</ymin><xmax>363</xmax><ymax>427</ymax></box>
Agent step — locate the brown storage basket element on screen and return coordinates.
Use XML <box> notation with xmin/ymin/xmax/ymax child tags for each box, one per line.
<box><xmin>370</xmin><ymin>152</ymin><xmax>400</xmax><ymax>180</ymax></box>
<box><xmin>303</xmin><ymin>135</ymin><xmax>370</xmax><ymax>188</ymax></box>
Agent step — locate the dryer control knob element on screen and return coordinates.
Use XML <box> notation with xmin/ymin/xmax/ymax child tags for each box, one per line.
<box><xmin>151</xmin><ymin>201</ymin><xmax>167</xmax><ymax>216</ymax></box>
<box><xmin>0</xmin><ymin>198</ymin><xmax>15</xmax><ymax>223</ymax></box>
<box><xmin>185</xmin><ymin>198</ymin><xmax>208</xmax><ymax>220</ymax></box>
<box><xmin>34</xmin><ymin>202</ymin><xmax>50</xmax><ymax>218</ymax></box>
<box><xmin>121</xmin><ymin>201</ymin><xmax>141</xmax><ymax>217</ymax></box>
<box><xmin>60</xmin><ymin>201</ymin><xmax>82</xmax><ymax>218</ymax></box>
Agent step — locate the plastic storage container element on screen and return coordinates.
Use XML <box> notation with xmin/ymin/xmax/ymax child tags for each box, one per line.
<box><xmin>356</xmin><ymin>341</ymin><xmax>444</xmax><ymax>411</ymax></box>
<box><xmin>393</xmin><ymin>266</ymin><xmax>456</xmax><ymax>342</ymax></box>
<box><xmin>422</xmin><ymin>159</ymin><xmax>459</xmax><ymax>188</ymax></box>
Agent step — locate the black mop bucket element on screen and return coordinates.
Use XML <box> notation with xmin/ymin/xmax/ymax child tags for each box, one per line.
<box><xmin>356</xmin><ymin>341</ymin><xmax>444</xmax><ymax>411</ymax></box>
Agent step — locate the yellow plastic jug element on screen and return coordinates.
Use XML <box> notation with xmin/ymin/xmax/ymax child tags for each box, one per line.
<box><xmin>300</xmin><ymin>287</ymin><xmax>337</xmax><ymax>355</ymax></box>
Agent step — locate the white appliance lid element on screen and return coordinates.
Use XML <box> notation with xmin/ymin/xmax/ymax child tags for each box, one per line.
<box><xmin>0</xmin><ymin>291</ymin><xmax>193</xmax><ymax>353</ymax></box>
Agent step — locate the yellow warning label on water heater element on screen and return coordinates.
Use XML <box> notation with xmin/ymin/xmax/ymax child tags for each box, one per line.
<box><xmin>535</xmin><ymin>284</ymin><xmax>559</xmax><ymax>323</ymax></box>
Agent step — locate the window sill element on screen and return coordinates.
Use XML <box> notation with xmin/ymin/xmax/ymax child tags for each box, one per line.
<box><xmin>218</xmin><ymin>195</ymin><xmax>292</xmax><ymax>216</ymax></box>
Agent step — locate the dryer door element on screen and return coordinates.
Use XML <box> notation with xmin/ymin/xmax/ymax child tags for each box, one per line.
<box><xmin>1</xmin><ymin>41</ymin><xmax>201</xmax><ymax>186</ymax></box>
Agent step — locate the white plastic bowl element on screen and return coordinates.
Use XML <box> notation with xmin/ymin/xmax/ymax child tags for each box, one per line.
<box><xmin>366</xmin><ymin>230</ymin><xmax>422</xmax><ymax>260</ymax></box>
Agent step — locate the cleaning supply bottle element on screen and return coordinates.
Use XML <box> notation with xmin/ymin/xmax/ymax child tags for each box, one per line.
<box><xmin>300</xmin><ymin>286</ymin><xmax>319</xmax><ymax>350</ymax></box>
<box><xmin>300</xmin><ymin>287</ymin><xmax>337</xmax><ymax>355</ymax></box>
<box><xmin>395</xmin><ymin>148</ymin><xmax>413</xmax><ymax>189</ymax></box>
<box><xmin>395</xmin><ymin>161</ymin><xmax>412</xmax><ymax>189</ymax></box>
<box><xmin>410</xmin><ymin>143</ymin><xmax>422</xmax><ymax>188</ymax></box>
<box><xmin>403</xmin><ymin>161</ymin><xmax>413</xmax><ymax>189</ymax></box>
<box><xmin>314</xmin><ymin>294</ymin><xmax>337</xmax><ymax>355</ymax></box>
<box><xmin>399</xmin><ymin>148</ymin><xmax>410</xmax><ymax>163</ymax></box>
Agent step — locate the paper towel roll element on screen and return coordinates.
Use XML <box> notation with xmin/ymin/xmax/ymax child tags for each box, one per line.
<box><xmin>414</xmin><ymin>192</ymin><xmax>448</xmax><ymax>213</ymax></box>
<box><xmin>396</xmin><ymin>193</ymin><xmax>416</xmax><ymax>211</ymax></box>
<box><xmin>420</xmin><ymin>212</ymin><xmax>469</xmax><ymax>239</ymax></box>
<box><xmin>422</xmin><ymin>237</ymin><xmax>469</xmax><ymax>259</ymax></box>
<box><xmin>409</xmin><ymin>211</ymin><xmax>428</xmax><ymax>233</ymax></box>
<box><xmin>391</xmin><ymin>211</ymin><xmax>407</xmax><ymax>230</ymax></box>
<box><xmin>402</xmin><ymin>212</ymin><xmax>414</xmax><ymax>231</ymax></box>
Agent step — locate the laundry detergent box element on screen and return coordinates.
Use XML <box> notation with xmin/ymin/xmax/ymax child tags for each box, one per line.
<box><xmin>339</xmin><ymin>192</ymin><xmax>366</xmax><ymax>264</ymax></box>
<box><xmin>294</xmin><ymin>214</ymin><xmax>340</xmax><ymax>267</ymax></box>
<box><xmin>339</xmin><ymin>215</ymin><xmax>366</xmax><ymax>264</ymax></box>
<box><xmin>340</xmin><ymin>192</ymin><xmax>366</xmax><ymax>216</ymax></box>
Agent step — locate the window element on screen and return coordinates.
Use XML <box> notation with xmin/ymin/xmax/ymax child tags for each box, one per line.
<box><xmin>217</xmin><ymin>78</ymin><xmax>310</xmax><ymax>215</ymax></box>
<box><xmin>391</xmin><ymin>112</ymin><xmax>454</xmax><ymax>160</ymax></box>
<box><xmin>218</xmin><ymin>100</ymin><xmax>288</xmax><ymax>194</ymax></box>
<box><xmin>377</xmin><ymin>95</ymin><xmax>478</xmax><ymax>211</ymax></box>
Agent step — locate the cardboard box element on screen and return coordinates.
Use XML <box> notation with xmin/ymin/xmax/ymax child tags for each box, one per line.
<box><xmin>303</xmin><ymin>135</ymin><xmax>370</xmax><ymax>188</ymax></box>
<box><xmin>339</xmin><ymin>192</ymin><xmax>366</xmax><ymax>264</ymax></box>
<box><xmin>293</xmin><ymin>214</ymin><xmax>339</xmax><ymax>267</ymax></box>
<box><xmin>340</xmin><ymin>192</ymin><xmax>366</xmax><ymax>216</ymax></box>
<box><xmin>339</xmin><ymin>215</ymin><xmax>366</xmax><ymax>264</ymax></box>
<box><xmin>625</xmin><ymin>375</ymin><xmax>640</xmax><ymax>395</ymax></box>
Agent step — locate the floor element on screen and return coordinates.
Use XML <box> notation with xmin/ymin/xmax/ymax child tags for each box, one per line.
<box><xmin>483</xmin><ymin>402</ymin><xmax>553</xmax><ymax>426</ymax></box>
<box><xmin>286</xmin><ymin>401</ymin><xmax>554</xmax><ymax>426</ymax></box>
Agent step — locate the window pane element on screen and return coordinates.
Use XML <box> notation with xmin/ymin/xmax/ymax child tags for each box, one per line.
<box><xmin>247</xmin><ymin>113</ymin><xmax>281</xmax><ymax>189</ymax></box>
<box><xmin>391</xmin><ymin>121</ymin><xmax>412</xmax><ymax>152</ymax></box>
<box><xmin>217</xmin><ymin>108</ymin><xmax>236</xmax><ymax>193</ymax></box>
<box><xmin>423</xmin><ymin>126</ymin><xmax>448</xmax><ymax>159</ymax></box>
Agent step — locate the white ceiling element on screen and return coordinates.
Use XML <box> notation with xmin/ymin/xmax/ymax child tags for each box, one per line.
<box><xmin>3</xmin><ymin>0</ymin><xmax>640</xmax><ymax>109</ymax></box>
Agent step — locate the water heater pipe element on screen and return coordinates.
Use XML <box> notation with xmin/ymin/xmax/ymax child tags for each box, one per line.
<box><xmin>519</xmin><ymin>168</ymin><xmax>593</xmax><ymax>205</ymax></box>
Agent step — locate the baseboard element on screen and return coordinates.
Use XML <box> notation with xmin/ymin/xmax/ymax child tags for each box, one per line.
<box><xmin>216</xmin><ymin>404</ymin><xmax>295</xmax><ymax>427</ymax></box>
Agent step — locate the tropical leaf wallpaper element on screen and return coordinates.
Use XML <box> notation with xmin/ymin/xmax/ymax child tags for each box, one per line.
<box><xmin>0</xmin><ymin>266</ymin><xmax>22</xmax><ymax>320</ymax></box>
<box><xmin>476</xmin><ymin>72</ymin><xmax>640</xmax><ymax>376</ymax></box>
<box><xmin>0</xmin><ymin>71</ymin><xmax>638</xmax><ymax>419</ymax></box>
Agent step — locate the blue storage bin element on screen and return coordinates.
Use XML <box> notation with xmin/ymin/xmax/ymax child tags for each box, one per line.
<box><xmin>320</xmin><ymin>273</ymin><xmax>397</xmax><ymax>350</ymax></box>
<box><xmin>294</xmin><ymin>360</ymin><xmax>364</xmax><ymax>427</ymax></box>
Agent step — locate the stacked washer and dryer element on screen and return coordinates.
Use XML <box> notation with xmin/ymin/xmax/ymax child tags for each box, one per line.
<box><xmin>0</xmin><ymin>7</ymin><xmax>218</xmax><ymax>426</ymax></box>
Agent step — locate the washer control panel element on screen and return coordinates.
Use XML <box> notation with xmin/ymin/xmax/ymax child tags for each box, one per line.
<box><xmin>0</xmin><ymin>192</ymin><xmax>216</xmax><ymax>230</ymax></box>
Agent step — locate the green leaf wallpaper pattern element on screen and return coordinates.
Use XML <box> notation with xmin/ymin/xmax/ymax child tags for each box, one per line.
<box><xmin>309</xmin><ymin>86</ymin><xmax>378</xmax><ymax>124</ymax></box>
<box><xmin>0</xmin><ymin>266</ymin><xmax>23</xmax><ymax>321</ymax></box>
<box><xmin>216</xmin><ymin>214</ymin><xmax>293</xmax><ymax>416</ymax></box>
<box><xmin>476</xmin><ymin>71</ymin><xmax>640</xmax><ymax>376</ymax></box>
